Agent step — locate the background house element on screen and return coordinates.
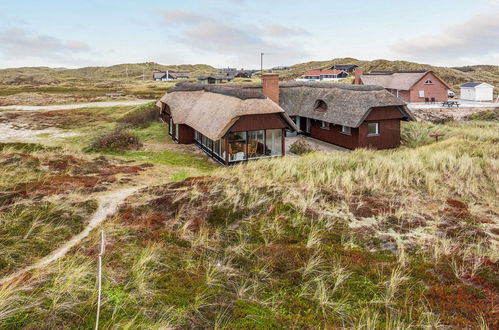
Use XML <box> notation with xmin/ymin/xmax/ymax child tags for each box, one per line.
<box><xmin>331</xmin><ymin>64</ymin><xmax>359</xmax><ymax>73</ymax></box>
<box><xmin>153</xmin><ymin>71</ymin><xmax>190</xmax><ymax>81</ymax></box>
<box><xmin>355</xmin><ymin>69</ymin><xmax>450</xmax><ymax>103</ymax></box>
<box><xmin>460</xmin><ymin>82</ymin><xmax>494</xmax><ymax>101</ymax></box>
<box><xmin>296</xmin><ymin>69</ymin><xmax>348</xmax><ymax>82</ymax></box>
<box><xmin>197</xmin><ymin>75</ymin><xmax>234</xmax><ymax>84</ymax></box>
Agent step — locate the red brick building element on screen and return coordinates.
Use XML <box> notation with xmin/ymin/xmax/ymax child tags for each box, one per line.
<box><xmin>355</xmin><ymin>69</ymin><xmax>450</xmax><ymax>103</ymax></box>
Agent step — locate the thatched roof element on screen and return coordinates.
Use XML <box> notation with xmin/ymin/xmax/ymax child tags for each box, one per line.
<box><xmin>279</xmin><ymin>82</ymin><xmax>414</xmax><ymax>128</ymax></box>
<box><xmin>158</xmin><ymin>84</ymin><xmax>297</xmax><ymax>141</ymax></box>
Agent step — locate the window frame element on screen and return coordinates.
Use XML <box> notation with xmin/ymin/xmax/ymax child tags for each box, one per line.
<box><xmin>424</xmin><ymin>79</ymin><xmax>433</xmax><ymax>84</ymax></box>
<box><xmin>320</xmin><ymin>121</ymin><xmax>330</xmax><ymax>130</ymax></box>
<box><xmin>367</xmin><ymin>122</ymin><xmax>379</xmax><ymax>136</ymax></box>
<box><xmin>341</xmin><ymin>125</ymin><xmax>351</xmax><ymax>135</ymax></box>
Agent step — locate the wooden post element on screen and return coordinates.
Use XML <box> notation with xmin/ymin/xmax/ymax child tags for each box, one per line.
<box><xmin>430</xmin><ymin>133</ymin><xmax>445</xmax><ymax>142</ymax></box>
<box><xmin>281</xmin><ymin>129</ymin><xmax>285</xmax><ymax>156</ymax></box>
<box><xmin>95</xmin><ymin>230</ymin><xmax>105</xmax><ymax>330</ymax></box>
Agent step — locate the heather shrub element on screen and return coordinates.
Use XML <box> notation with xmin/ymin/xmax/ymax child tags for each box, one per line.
<box><xmin>289</xmin><ymin>139</ymin><xmax>314</xmax><ymax>155</ymax></box>
<box><xmin>89</xmin><ymin>128</ymin><xmax>142</xmax><ymax>152</ymax></box>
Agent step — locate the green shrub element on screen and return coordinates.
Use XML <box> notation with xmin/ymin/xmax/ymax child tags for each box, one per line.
<box><xmin>289</xmin><ymin>139</ymin><xmax>314</xmax><ymax>155</ymax></box>
<box><xmin>118</xmin><ymin>103</ymin><xmax>159</xmax><ymax>128</ymax></box>
<box><xmin>88</xmin><ymin>128</ymin><xmax>142</xmax><ymax>152</ymax></box>
<box><xmin>467</xmin><ymin>110</ymin><xmax>498</xmax><ymax>121</ymax></box>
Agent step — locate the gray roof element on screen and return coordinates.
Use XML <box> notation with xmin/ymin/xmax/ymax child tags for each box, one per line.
<box><xmin>460</xmin><ymin>82</ymin><xmax>493</xmax><ymax>88</ymax></box>
<box><xmin>279</xmin><ymin>82</ymin><xmax>414</xmax><ymax>128</ymax></box>
<box><xmin>333</xmin><ymin>64</ymin><xmax>358</xmax><ymax>70</ymax></box>
<box><xmin>197</xmin><ymin>75</ymin><xmax>234</xmax><ymax>81</ymax></box>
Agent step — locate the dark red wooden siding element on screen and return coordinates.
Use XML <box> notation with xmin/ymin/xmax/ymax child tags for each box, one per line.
<box><xmin>309</xmin><ymin>120</ymin><xmax>360</xmax><ymax>149</ymax></box>
<box><xmin>357</xmin><ymin>119</ymin><xmax>401</xmax><ymax>149</ymax></box>
<box><xmin>178</xmin><ymin>124</ymin><xmax>194</xmax><ymax>144</ymax></box>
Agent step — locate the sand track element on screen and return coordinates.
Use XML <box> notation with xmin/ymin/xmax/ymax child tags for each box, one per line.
<box><xmin>0</xmin><ymin>186</ymin><xmax>142</xmax><ymax>285</ymax></box>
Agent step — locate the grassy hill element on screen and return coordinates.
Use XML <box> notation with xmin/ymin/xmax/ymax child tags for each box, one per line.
<box><xmin>0</xmin><ymin>102</ymin><xmax>498</xmax><ymax>328</ymax></box>
<box><xmin>0</xmin><ymin>62</ymin><xmax>217</xmax><ymax>85</ymax></box>
<box><xmin>278</xmin><ymin>57</ymin><xmax>499</xmax><ymax>93</ymax></box>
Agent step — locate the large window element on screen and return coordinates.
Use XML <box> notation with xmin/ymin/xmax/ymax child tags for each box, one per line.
<box><xmin>175</xmin><ymin>124</ymin><xmax>179</xmax><ymax>140</ymax></box>
<box><xmin>247</xmin><ymin>130</ymin><xmax>265</xmax><ymax>159</ymax></box>
<box><xmin>266</xmin><ymin>129</ymin><xmax>282</xmax><ymax>157</ymax></box>
<box><xmin>367</xmin><ymin>123</ymin><xmax>379</xmax><ymax>136</ymax></box>
<box><xmin>228</xmin><ymin>132</ymin><xmax>247</xmax><ymax>162</ymax></box>
<box><xmin>169</xmin><ymin>118</ymin><xmax>173</xmax><ymax>135</ymax></box>
<box><xmin>341</xmin><ymin>126</ymin><xmax>351</xmax><ymax>135</ymax></box>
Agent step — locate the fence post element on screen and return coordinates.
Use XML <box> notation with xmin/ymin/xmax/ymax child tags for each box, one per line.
<box><xmin>95</xmin><ymin>230</ymin><xmax>105</xmax><ymax>330</ymax></box>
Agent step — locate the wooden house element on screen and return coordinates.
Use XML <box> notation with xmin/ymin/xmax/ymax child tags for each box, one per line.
<box><xmin>279</xmin><ymin>81</ymin><xmax>415</xmax><ymax>150</ymax></box>
<box><xmin>156</xmin><ymin>79</ymin><xmax>297</xmax><ymax>165</ymax></box>
<box><xmin>197</xmin><ymin>75</ymin><xmax>234</xmax><ymax>84</ymax></box>
<box><xmin>460</xmin><ymin>82</ymin><xmax>494</xmax><ymax>101</ymax></box>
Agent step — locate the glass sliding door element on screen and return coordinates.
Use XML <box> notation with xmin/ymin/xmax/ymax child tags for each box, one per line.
<box><xmin>265</xmin><ymin>129</ymin><xmax>282</xmax><ymax>156</ymax></box>
<box><xmin>247</xmin><ymin>130</ymin><xmax>265</xmax><ymax>159</ymax></box>
<box><xmin>228</xmin><ymin>132</ymin><xmax>246</xmax><ymax>162</ymax></box>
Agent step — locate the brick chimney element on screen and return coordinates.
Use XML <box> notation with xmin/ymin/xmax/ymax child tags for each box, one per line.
<box><xmin>353</xmin><ymin>68</ymin><xmax>364</xmax><ymax>85</ymax></box>
<box><xmin>262</xmin><ymin>74</ymin><xmax>280</xmax><ymax>104</ymax></box>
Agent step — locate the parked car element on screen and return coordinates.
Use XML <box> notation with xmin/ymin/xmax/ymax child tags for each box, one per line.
<box><xmin>448</xmin><ymin>90</ymin><xmax>455</xmax><ymax>98</ymax></box>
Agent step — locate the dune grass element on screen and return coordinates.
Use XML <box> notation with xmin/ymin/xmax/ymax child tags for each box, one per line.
<box><xmin>1</xmin><ymin>119</ymin><xmax>497</xmax><ymax>328</ymax></box>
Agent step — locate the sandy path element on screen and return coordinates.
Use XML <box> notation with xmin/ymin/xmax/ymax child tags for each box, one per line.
<box><xmin>0</xmin><ymin>99</ymin><xmax>154</xmax><ymax>112</ymax></box>
<box><xmin>0</xmin><ymin>186</ymin><xmax>142</xmax><ymax>286</ymax></box>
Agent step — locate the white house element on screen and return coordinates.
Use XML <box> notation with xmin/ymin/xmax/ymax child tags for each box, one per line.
<box><xmin>460</xmin><ymin>82</ymin><xmax>494</xmax><ymax>101</ymax></box>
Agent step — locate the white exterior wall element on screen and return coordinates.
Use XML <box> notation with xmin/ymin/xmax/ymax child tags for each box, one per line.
<box><xmin>475</xmin><ymin>86</ymin><xmax>493</xmax><ymax>101</ymax></box>
<box><xmin>460</xmin><ymin>85</ymin><xmax>494</xmax><ymax>101</ymax></box>
<box><xmin>460</xmin><ymin>87</ymin><xmax>475</xmax><ymax>100</ymax></box>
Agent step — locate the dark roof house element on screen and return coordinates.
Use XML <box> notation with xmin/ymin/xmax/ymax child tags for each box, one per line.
<box><xmin>331</xmin><ymin>64</ymin><xmax>359</xmax><ymax>72</ymax></box>
<box><xmin>197</xmin><ymin>75</ymin><xmax>234</xmax><ymax>84</ymax></box>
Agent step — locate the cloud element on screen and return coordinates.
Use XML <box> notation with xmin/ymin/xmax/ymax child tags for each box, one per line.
<box><xmin>158</xmin><ymin>10</ymin><xmax>205</xmax><ymax>25</ymax></box>
<box><xmin>157</xmin><ymin>10</ymin><xmax>310</xmax><ymax>67</ymax></box>
<box><xmin>264</xmin><ymin>24</ymin><xmax>310</xmax><ymax>37</ymax></box>
<box><xmin>0</xmin><ymin>28</ymin><xmax>91</xmax><ymax>60</ymax></box>
<box><xmin>391</xmin><ymin>12</ymin><xmax>499</xmax><ymax>65</ymax></box>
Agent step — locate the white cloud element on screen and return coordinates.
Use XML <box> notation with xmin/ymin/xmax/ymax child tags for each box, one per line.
<box><xmin>391</xmin><ymin>12</ymin><xmax>499</xmax><ymax>65</ymax></box>
<box><xmin>0</xmin><ymin>28</ymin><xmax>91</xmax><ymax>58</ymax></box>
<box><xmin>157</xmin><ymin>10</ymin><xmax>311</xmax><ymax>67</ymax></box>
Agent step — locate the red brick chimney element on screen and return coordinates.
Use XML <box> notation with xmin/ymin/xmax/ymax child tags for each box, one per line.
<box><xmin>353</xmin><ymin>68</ymin><xmax>364</xmax><ymax>85</ymax></box>
<box><xmin>262</xmin><ymin>74</ymin><xmax>280</xmax><ymax>104</ymax></box>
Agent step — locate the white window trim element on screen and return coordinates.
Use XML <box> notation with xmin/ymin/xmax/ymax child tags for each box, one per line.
<box><xmin>320</xmin><ymin>121</ymin><xmax>330</xmax><ymax>130</ymax></box>
<box><xmin>424</xmin><ymin>79</ymin><xmax>433</xmax><ymax>84</ymax></box>
<box><xmin>367</xmin><ymin>122</ymin><xmax>380</xmax><ymax>136</ymax></box>
<box><xmin>341</xmin><ymin>125</ymin><xmax>351</xmax><ymax>135</ymax></box>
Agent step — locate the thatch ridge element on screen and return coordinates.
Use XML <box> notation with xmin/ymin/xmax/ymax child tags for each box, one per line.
<box><xmin>169</xmin><ymin>82</ymin><xmax>266</xmax><ymax>100</ymax></box>
<box><xmin>279</xmin><ymin>81</ymin><xmax>385</xmax><ymax>91</ymax></box>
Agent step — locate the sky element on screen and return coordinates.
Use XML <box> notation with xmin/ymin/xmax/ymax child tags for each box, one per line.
<box><xmin>0</xmin><ymin>0</ymin><xmax>498</xmax><ymax>69</ymax></box>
